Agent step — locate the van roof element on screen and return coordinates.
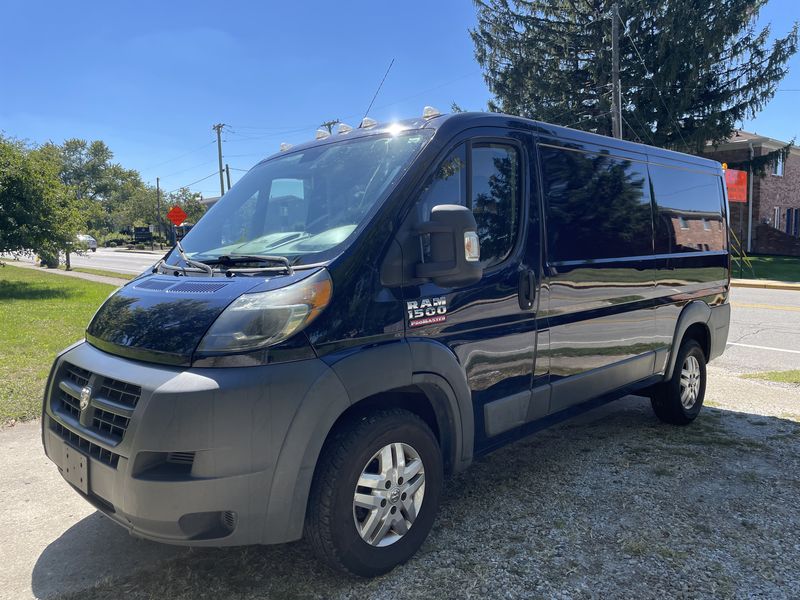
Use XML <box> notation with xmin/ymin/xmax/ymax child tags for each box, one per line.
<box><xmin>258</xmin><ymin>111</ymin><xmax>721</xmax><ymax>172</ymax></box>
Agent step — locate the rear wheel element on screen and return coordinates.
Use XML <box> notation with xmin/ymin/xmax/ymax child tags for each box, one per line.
<box><xmin>650</xmin><ymin>339</ymin><xmax>706</xmax><ymax>425</ymax></box>
<box><xmin>305</xmin><ymin>409</ymin><xmax>443</xmax><ymax>577</ymax></box>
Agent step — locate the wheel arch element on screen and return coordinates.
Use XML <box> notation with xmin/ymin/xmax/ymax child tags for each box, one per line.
<box><xmin>264</xmin><ymin>339</ymin><xmax>473</xmax><ymax>544</ymax></box>
<box><xmin>664</xmin><ymin>301</ymin><xmax>712</xmax><ymax>380</ymax></box>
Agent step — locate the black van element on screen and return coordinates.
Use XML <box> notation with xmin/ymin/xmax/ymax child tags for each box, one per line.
<box><xmin>42</xmin><ymin>110</ymin><xmax>730</xmax><ymax>576</ymax></box>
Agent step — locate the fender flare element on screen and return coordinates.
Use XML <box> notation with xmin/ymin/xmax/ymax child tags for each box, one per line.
<box><xmin>664</xmin><ymin>301</ymin><xmax>711</xmax><ymax>380</ymax></box>
<box><xmin>264</xmin><ymin>339</ymin><xmax>474</xmax><ymax>544</ymax></box>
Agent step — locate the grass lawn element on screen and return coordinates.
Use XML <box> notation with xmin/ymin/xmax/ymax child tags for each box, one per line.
<box><xmin>732</xmin><ymin>255</ymin><xmax>800</xmax><ymax>283</ymax></box>
<box><xmin>0</xmin><ymin>264</ymin><xmax>116</xmax><ymax>423</ymax></box>
<box><xmin>58</xmin><ymin>265</ymin><xmax>135</xmax><ymax>280</ymax></box>
<box><xmin>742</xmin><ymin>370</ymin><xmax>800</xmax><ymax>385</ymax></box>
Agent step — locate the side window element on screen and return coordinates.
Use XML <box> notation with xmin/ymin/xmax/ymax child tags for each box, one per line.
<box><xmin>471</xmin><ymin>144</ymin><xmax>520</xmax><ymax>267</ymax></box>
<box><xmin>650</xmin><ymin>165</ymin><xmax>725</xmax><ymax>253</ymax></box>
<box><xmin>540</xmin><ymin>145</ymin><xmax>652</xmax><ymax>261</ymax></box>
<box><xmin>418</xmin><ymin>141</ymin><xmax>521</xmax><ymax>268</ymax></box>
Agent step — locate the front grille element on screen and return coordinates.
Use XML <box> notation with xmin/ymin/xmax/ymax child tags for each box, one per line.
<box><xmin>99</xmin><ymin>377</ymin><xmax>141</xmax><ymax>409</ymax></box>
<box><xmin>52</xmin><ymin>363</ymin><xmax>142</xmax><ymax>451</ymax></box>
<box><xmin>92</xmin><ymin>408</ymin><xmax>130</xmax><ymax>440</ymax></box>
<box><xmin>59</xmin><ymin>389</ymin><xmax>81</xmax><ymax>419</ymax></box>
<box><xmin>65</xmin><ymin>364</ymin><xmax>90</xmax><ymax>387</ymax></box>
<box><xmin>52</xmin><ymin>421</ymin><xmax>119</xmax><ymax>468</ymax></box>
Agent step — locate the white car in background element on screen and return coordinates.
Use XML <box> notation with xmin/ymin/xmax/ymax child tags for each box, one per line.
<box><xmin>76</xmin><ymin>234</ymin><xmax>97</xmax><ymax>252</ymax></box>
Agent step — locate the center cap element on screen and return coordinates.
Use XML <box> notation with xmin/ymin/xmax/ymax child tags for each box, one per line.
<box><xmin>389</xmin><ymin>487</ymin><xmax>401</xmax><ymax>504</ymax></box>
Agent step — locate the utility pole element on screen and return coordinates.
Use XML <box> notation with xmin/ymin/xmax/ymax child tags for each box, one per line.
<box><xmin>225</xmin><ymin>164</ymin><xmax>232</xmax><ymax>191</ymax></box>
<box><xmin>156</xmin><ymin>176</ymin><xmax>162</xmax><ymax>242</ymax></box>
<box><xmin>213</xmin><ymin>123</ymin><xmax>226</xmax><ymax>197</ymax></box>
<box><xmin>611</xmin><ymin>2</ymin><xmax>622</xmax><ymax>139</ymax></box>
<box><xmin>320</xmin><ymin>119</ymin><xmax>341</xmax><ymax>134</ymax></box>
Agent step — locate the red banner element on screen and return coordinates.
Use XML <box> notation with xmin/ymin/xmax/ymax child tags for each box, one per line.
<box><xmin>725</xmin><ymin>169</ymin><xmax>748</xmax><ymax>203</ymax></box>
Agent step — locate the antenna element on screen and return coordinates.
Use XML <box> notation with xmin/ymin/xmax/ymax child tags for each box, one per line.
<box><xmin>362</xmin><ymin>58</ymin><xmax>395</xmax><ymax>121</ymax></box>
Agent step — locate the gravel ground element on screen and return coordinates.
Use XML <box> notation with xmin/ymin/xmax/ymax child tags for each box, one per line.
<box><xmin>55</xmin><ymin>366</ymin><xmax>800</xmax><ymax>600</ymax></box>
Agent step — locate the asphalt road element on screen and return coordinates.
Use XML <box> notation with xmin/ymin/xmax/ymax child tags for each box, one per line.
<box><xmin>722</xmin><ymin>287</ymin><xmax>800</xmax><ymax>372</ymax></box>
<box><xmin>5</xmin><ymin>248</ymin><xmax>163</xmax><ymax>276</ymax></box>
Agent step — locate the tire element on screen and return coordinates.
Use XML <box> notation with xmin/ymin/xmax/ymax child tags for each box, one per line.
<box><xmin>305</xmin><ymin>409</ymin><xmax>443</xmax><ymax>577</ymax></box>
<box><xmin>650</xmin><ymin>339</ymin><xmax>706</xmax><ymax>425</ymax></box>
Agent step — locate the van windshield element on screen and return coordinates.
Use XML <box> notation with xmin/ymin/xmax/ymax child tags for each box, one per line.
<box><xmin>177</xmin><ymin>130</ymin><xmax>431</xmax><ymax>266</ymax></box>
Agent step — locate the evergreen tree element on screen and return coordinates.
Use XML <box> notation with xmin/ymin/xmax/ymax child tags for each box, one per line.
<box><xmin>471</xmin><ymin>0</ymin><xmax>798</xmax><ymax>152</ymax></box>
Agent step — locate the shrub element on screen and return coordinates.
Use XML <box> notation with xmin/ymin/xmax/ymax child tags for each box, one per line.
<box><xmin>108</xmin><ymin>241</ymin><xmax>117</xmax><ymax>248</ymax></box>
<box><xmin>135</xmin><ymin>244</ymin><xmax>145</xmax><ymax>250</ymax></box>
<box><xmin>38</xmin><ymin>250</ymin><xmax>59</xmax><ymax>268</ymax></box>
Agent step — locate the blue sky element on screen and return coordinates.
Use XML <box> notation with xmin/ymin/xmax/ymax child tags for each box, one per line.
<box><xmin>1</xmin><ymin>0</ymin><xmax>798</xmax><ymax>198</ymax></box>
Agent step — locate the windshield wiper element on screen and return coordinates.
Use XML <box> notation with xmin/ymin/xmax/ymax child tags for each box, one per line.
<box><xmin>204</xmin><ymin>253</ymin><xmax>294</xmax><ymax>275</ymax></box>
<box><xmin>176</xmin><ymin>240</ymin><xmax>214</xmax><ymax>276</ymax></box>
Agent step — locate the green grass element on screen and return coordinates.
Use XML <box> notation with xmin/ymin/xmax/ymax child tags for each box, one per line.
<box><xmin>0</xmin><ymin>264</ymin><xmax>115</xmax><ymax>423</ymax></box>
<box><xmin>58</xmin><ymin>265</ymin><xmax>135</xmax><ymax>280</ymax></box>
<box><xmin>732</xmin><ymin>255</ymin><xmax>800</xmax><ymax>283</ymax></box>
<box><xmin>742</xmin><ymin>370</ymin><xmax>800</xmax><ymax>385</ymax></box>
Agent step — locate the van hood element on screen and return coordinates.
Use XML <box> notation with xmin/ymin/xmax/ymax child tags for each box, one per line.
<box><xmin>86</xmin><ymin>269</ymin><xmax>321</xmax><ymax>366</ymax></box>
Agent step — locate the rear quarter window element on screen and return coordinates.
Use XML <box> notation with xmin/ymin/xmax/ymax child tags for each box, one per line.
<box><xmin>649</xmin><ymin>164</ymin><xmax>725</xmax><ymax>253</ymax></box>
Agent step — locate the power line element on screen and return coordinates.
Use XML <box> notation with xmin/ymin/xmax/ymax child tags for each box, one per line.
<box><xmin>616</xmin><ymin>12</ymin><xmax>689</xmax><ymax>149</ymax></box>
<box><xmin>564</xmin><ymin>111</ymin><xmax>613</xmax><ymax>129</ymax></box>
<box><xmin>167</xmin><ymin>171</ymin><xmax>219</xmax><ymax>195</ymax></box>
<box><xmin>140</xmin><ymin>140</ymin><xmax>216</xmax><ymax>171</ymax></box>
<box><xmin>160</xmin><ymin>159</ymin><xmax>218</xmax><ymax>179</ymax></box>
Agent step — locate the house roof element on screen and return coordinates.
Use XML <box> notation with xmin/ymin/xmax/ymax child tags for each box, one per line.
<box><xmin>705</xmin><ymin>131</ymin><xmax>800</xmax><ymax>156</ymax></box>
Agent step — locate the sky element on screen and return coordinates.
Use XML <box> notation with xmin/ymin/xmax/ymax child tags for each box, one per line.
<box><xmin>1</xmin><ymin>0</ymin><xmax>798</xmax><ymax>199</ymax></box>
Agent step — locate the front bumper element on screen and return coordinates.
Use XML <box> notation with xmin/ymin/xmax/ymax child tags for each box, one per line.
<box><xmin>42</xmin><ymin>341</ymin><xmax>340</xmax><ymax>546</ymax></box>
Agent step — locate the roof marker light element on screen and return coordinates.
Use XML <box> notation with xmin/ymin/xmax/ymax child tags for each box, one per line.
<box><xmin>337</xmin><ymin>122</ymin><xmax>354</xmax><ymax>134</ymax></box>
<box><xmin>315</xmin><ymin>129</ymin><xmax>331</xmax><ymax>140</ymax></box>
<box><xmin>422</xmin><ymin>106</ymin><xmax>442</xmax><ymax>119</ymax></box>
<box><xmin>279</xmin><ymin>142</ymin><xmax>293</xmax><ymax>152</ymax></box>
<box><xmin>360</xmin><ymin>117</ymin><xmax>378</xmax><ymax>129</ymax></box>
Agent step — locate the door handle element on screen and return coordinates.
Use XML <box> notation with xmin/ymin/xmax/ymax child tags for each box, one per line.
<box><xmin>518</xmin><ymin>270</ymin><xmax>536</xmax><ymax>310</ymax></box>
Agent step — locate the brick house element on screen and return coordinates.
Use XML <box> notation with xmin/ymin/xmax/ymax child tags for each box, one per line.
<box><xmin>703</xmin><ymin>131</ymin><xmax>800</xmax><ymax>256</ymax></box>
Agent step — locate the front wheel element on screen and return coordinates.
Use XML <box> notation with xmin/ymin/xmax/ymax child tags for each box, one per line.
<box><xmin>650</xmin><ymin>339</ymin><xmax>707</xmax><ymax>425</ymax></box>
<box><xmin>305</xmin><ymin>409</ymin><xmax>443</xmax><ymax>577</ymax></box>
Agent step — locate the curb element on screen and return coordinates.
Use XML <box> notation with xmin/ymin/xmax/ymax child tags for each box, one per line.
<box><xmin>110</xmin><ymin>249</ymin><xmax>165</xmax><ymax>255</ymax></box>
<box><xmin>731</xmin><ymin>279</ymin><xmax>800</xmax><ymax>292</ymax></box>
<box><xmin>2</xmin><ymin>261</ymin><xmax>129</xmax><ymax>286</ymax></box>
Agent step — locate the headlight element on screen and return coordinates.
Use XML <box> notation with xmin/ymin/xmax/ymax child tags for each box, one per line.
<box><xmin>197</xmin><ymin>269</ymin><xmax>332</xmax><ymax>354</ymax></box>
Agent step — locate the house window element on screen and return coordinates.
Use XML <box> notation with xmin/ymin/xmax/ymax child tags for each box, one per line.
<box><xmin>678</xmin><ymin>216</ymin><xmax>689</xmax><ymax>230</ymax></box>
<box><xmin>795</xmin><ymin>209</ymin><xmax>800</xmax><ymax>238</ymax></box>
<box><xmin>774</xmin><ymin>206</ymin><xmax>780</xmax><ymax>229</ymax></box>
<box><xmin>773</xmin><ymin>155</ymin><xmax>785</xmax><ymax>177</ymax></box>
<box><xmin>702</xmin><ymin>218</ymin><xmax>710</xmax><ymax>231</ymax></box>
<box><xmin>787</xmin><ymin>208</ymin><xmax>794</xmax><ymax>234</ymax></box>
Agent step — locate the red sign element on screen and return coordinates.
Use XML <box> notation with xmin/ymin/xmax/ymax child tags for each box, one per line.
<box><xmin>725</xmin><ymin>169</ymin><xmax>748</xmax><ymax>203</ymax></box>
<box><xmin>167</xmin><ymin>205</ymin><xmax>188</xmax><ymax>226</ymax></box>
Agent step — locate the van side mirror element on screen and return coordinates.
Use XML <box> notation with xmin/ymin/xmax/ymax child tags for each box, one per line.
<box><xmin>415</xmin><ymin>204</ymin><xmax>483</xmax><ymax>287</ymax></box>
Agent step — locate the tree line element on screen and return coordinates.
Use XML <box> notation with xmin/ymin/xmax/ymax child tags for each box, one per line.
<box><xmin>0</xmin><ymin>136</ymin><xmax>207</xmax><ymax>264</ymax></box>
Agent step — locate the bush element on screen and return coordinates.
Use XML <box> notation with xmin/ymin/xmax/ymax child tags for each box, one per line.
<box><xmin>38</xmin><ymin>250</ymin><xmax>59</xmax><ymax>268</ymax></box>
<box><xmin>103</xmin><ymin>237</ymin><xmax>128</xmax><ymax>247</ymax></box>
<box><xmin>135</xmin><ymin>244</ymin><xmax>145</xmax><ymax>250</ymax></box>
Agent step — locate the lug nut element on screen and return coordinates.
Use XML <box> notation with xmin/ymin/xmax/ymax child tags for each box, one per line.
<box><xmin>401</xmin><ymin>492</ymin><xmax>407</xmax><ymax>501</ymax></box>
<box><xmin>398</xmin><ymin>477</ymin><xmax>404</xmax><ymax>485</ymax></box>
<box><xmin>385</xmin><ymin>481</ymin><xmax>392</xmax><ymax>489</ymax></box>
<box><xmin>380</xmin><ymin>499</ymin><xmax>387</xmax><ymax>507</ymax></box>
<box><xmin>390</xmin><ymin>506</ymin><xmax>397</xmax><ymax>514</ymax></box>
